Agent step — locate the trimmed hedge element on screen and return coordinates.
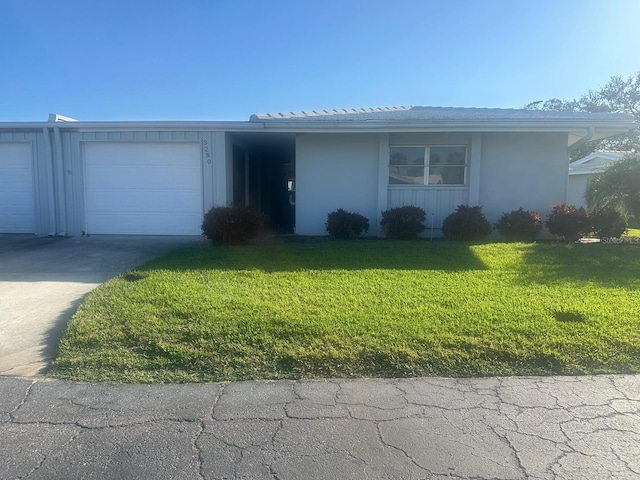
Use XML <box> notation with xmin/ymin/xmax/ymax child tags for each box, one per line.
<box><xmin>590</xmin><ymin>207</ymin><xmax>627</xmax><ymax>239</ymax></box>
<box><xmin>380</xmin><ymin>206</ymin><xmax>426</xmax><ymax>240</ymax></box>
<box><xmin>201</xmin><ymin>206</ymin><xmax>264</xmax><ymax>245</ymax></box>
<box><xmin>442</xmin><ymin>205</ymin><xmax>492</xmax><ymax>241</ymax></box>
<box><xmin>495</xmin><ymin>208</ymin><xmax>543</xmax><ymax>242</ymax></box>
<box><xmin>326</xmin><ymin>209</ymin><xmax>370</xmax><ymax>239</ymax></box>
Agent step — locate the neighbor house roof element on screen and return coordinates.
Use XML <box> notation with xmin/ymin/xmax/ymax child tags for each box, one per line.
<box><xmin>569</xmin><ymin>151</ymin><xmax>625</xmax><ymax>175</ymax></box>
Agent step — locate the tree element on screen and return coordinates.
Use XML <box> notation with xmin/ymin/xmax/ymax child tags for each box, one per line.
<box><xmin>525</xmin><ymin>72</ymin><xmax>640</xmax><ymax>159</ymax></box>
<box><xmin>585</xmin><ymin>153</ymin><xmax>640</xmax><ymax>225</ymax></box>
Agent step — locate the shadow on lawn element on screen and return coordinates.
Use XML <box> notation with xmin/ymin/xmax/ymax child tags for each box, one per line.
<box><xmin>136</xmin><ymin>239</ymin><xmax>489</xmax><ymax>273</ymax></box>
<box><xmin>517</xmin><ymin>242</ymin><xmax>640</xmax><ymax>288</ymax></box>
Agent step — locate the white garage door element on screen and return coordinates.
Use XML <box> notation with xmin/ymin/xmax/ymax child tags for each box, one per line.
<box><xmin>0</xmin><ymin>143</ymin><xmax>35</xmax><ymax>233</ymax></box>
<box><xmin>84</xmin><ymin>142</ymin><xmax>203</xmax><ymax>235</ymax></box>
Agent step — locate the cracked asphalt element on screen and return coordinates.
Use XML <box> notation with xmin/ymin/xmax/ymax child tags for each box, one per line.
<box><xmin>1</xmin><ymin>374</ymin><xmax>639</xmax><ymax>479</ymax></box>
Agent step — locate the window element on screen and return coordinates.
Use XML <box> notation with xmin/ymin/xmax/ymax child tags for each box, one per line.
<box><xmin>389</xmin><ymin>146</ymin><xmax>467</xmax><ymax>185</ymax></box>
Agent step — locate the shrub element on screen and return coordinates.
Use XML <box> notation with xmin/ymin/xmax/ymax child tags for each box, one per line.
<box><xmin>380</xmin><ymin>206</ymin><xmax>426</xmax><ymax>240</ymax></box>
<box><xmin>325</xmin><ymin>209</ymin><xmax>370</xmax><ymax>239</ymax></box>
<box><xmin>201</xmin><ymin>206</ymin><xmax>264</xmax><ymax>245</ymax></box>
<box><xmin>590</xmin><ymin>207</ymin><xmax>627</xmax><ymax>239</ymax></box>
<box><xmin>442</xmin><ymin>205</ymin><xmax>492</xmax><ymax>241</ymax></box>
<box><xmin>495</xmin><ymin>208</ymin><xmax>543</xmax><ymax>242</ymax></box>
<box><xmin>545</xmin><ymin>203</ymin><xmax>589</xmax><ymax>242</ymax></box>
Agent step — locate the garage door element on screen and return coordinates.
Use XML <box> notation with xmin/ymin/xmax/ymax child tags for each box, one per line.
<box><xmin>0</xmin><ymin>143</ymin><xmax>35</xmax><ymax>233</ymax></box>
<box><xmin>84</xmin><ymin>142</ymin><xmax>203</xmax><ymax>235</ymax></box>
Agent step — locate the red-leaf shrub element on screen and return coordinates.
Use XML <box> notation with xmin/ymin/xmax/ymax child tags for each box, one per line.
<box><xmin>201</xmin><ymin>206</ymin><xmax>264</xmax><ymax>245</ymax></box>
<box><xmin>495</xmin><ymin>208</ymin><xmax>543</xmax><ymax>242</ymax></box>
<box><xmin>545</xmin><ymin>203</ymin><xmax>589</xmax><ymax>242</ymax></box>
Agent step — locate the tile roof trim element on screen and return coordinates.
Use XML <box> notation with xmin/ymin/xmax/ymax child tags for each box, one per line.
<box><xmin>249</xmin><ymin>106</ymin><xmax>635</xmax><ymax>122</ymax></box>
<box><xmin>251</xmin><ymin>106</ymin><xmax>412</xmax><ymax>120</ymax></box>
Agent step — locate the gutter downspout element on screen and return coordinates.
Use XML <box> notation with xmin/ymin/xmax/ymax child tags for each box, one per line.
<box><xmin>568</xmin><ymin>126</ymin><xmax>594</xmax><ymax>153</ymax></box>
<box><xmin>53</xmin><ymin>126</ymin><xmax>67</xmax><ymax>236</ymax></box>
<box><xmin>42</xmin><ymin>127</ymin><xmax>57</xmax><ymax>236</ymax></box>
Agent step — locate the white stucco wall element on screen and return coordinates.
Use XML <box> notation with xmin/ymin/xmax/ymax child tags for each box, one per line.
<box><xmin>479</xmin><ymin>132</ymin><xmax>568</xmax><ymax>222</ymax></box>
<box><xmin>567</xmin><ymin>174</ymin><xmax>589</xmax><ymax>208</ymax></box>
<box><xmin>295</xmin><ymin>133</ymin><xmax>380</xmax><ymax>235</ymax></box>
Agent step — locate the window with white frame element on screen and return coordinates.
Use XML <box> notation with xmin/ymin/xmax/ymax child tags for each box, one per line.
<box><xmin>389</xmin><ymin>146</ymin><xmax>467</xmax><ymax>185</ymax></box>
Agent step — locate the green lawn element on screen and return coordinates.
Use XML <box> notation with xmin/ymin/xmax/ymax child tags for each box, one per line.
<box><xmin>49</xmin><ymin>240</ymin><xmax>640</xmax><ymax>383</ymax></box>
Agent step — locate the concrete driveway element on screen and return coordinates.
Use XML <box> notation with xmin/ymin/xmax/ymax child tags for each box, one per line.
<box><xmin>0</xmin><ymin>234</ymin><xmax>204</xmax><ymax>376</ymax></box>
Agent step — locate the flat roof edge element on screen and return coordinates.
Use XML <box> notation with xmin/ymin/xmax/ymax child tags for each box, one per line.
<box><xmin>0</xmin><ymin>121</ymin><xmax>262</xmax><ymax>131</ymax></box>
<box><xmin>0</xmin><ymin>119</ymin><xmax>635</xmax><ymax>134</ymax></box>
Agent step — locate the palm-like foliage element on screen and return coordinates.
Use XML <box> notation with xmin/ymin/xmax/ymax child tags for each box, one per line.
<box><xmin>586</xmin><ymin>153</ymin><xmax>640</xmax><ymax>223</ymax></box>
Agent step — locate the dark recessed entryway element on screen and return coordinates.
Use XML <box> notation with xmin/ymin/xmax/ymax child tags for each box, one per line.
<box><xmin>230</xmin><ymin>133</ymin><xmax>296</xmax><ymax>234</ymax></box>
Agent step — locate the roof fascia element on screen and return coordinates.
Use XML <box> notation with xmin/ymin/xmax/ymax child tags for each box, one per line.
<box><xmin>0</xmin><ymin>119</ymin><xmax>633</xmax><ymax>137</ymax></box>
<box><xmin>570</xmin><ymin>152</ymin><xmax>600</xmax><ymax>165</ymax></box>
<box><xmin>255</xmin><ymin>123</ymin><xmax>633</xmax><ymax>137</ymax></box>
<box><xmin>254</xmin><ymin>117</ymin><xmax>634</xmax><ymax>132</ymax></box>
<box><xmin>569</xmin><ymin>165</ymin><xmax>609</xmax><ymax>175</ymax></box>
<box><xmin>570</xmin><ymin>151</ymin><xmax>623</xmax><ymax>166</ymax></box>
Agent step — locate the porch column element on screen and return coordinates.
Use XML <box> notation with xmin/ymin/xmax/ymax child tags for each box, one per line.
<box><xmin>212</xmin><ymin>131</ymin><xmax>230</xmax><ymax>206</ymax></box>
<box><xmin>376</xmin><ymin>134</ymin><xmax>390</xmax><ymax>237</ymax></box>
<box><xmin>468</xmin><ymin>132</ymin><xmax>482</xmax><ymax>206</ymax></box>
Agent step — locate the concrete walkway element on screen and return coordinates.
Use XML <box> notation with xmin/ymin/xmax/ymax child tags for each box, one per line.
<box><xmin>1</xmin><ymin>374</ymin><xmax>639</xmax><ymax>479</ymax></box>
<box><xmin>0</xmin><ymin>235</ymin><xmax>204</xmax><ymax>376</ymax></box>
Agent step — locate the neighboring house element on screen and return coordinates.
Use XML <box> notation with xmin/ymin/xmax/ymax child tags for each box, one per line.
<box><xmin>0</xmin><ymin>107</ymin><xmax>634</xmax><ymax>237</ymax></box>
<box><xmin>567</xmin><ymin>151</ymin><xmax>624</xmax><ymax>208</ymax></box>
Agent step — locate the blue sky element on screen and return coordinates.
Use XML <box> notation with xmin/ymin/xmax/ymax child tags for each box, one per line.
<box><xmin>1</xmin><ymin>0</ymin><xmax>639</xmax><ymax>121</ymax></box>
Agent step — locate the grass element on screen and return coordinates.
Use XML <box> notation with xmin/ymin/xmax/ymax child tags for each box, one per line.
<box><xmin>49</xmin><ymin>240</ymin><xmax>640</xmax><ymax>383</ymax></box>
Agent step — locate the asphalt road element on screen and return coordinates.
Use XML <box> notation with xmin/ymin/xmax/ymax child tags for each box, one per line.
<box><xmin>2</xmin><ymin>375</ymin><xmax>639</xmax><ymax>479</ymax></box>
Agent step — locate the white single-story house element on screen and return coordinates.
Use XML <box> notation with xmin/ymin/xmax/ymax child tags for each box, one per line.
<box><xmin>567</xmin><ymin>151</ymin><xmax>624</xmax><ymax>208</ymax></box>
<box><xmin>0</xmin><ymin>107</ymin><xmax>634</xmax><ymax>237</ymax></box>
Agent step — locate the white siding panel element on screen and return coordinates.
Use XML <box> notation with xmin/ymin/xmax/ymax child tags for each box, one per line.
<box><xmin>388</xmin><ymin>187</ymin><xmax>469</xmax><ymax>230</ymax></box>
<box><xmin>567</xmin><ymin>175</ymin><xmax>589</xmax><ymax>208</ymax></box>
<box><xmin>84</xmin><ymin>142</ymin><xmax>203</xmax><ymax>235</ymax></box>
<box><xmin>0</xmin><ymin>143</ymin><xmax>35</xmax><ymax>233</ymax></box>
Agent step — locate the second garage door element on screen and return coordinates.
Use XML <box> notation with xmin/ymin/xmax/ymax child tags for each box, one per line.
<box><xmin>0</xmin><ymin>142</ymin><xmax>35</xmax><ymax>234</ymax></box>
<box><xmin>84</xmin><ymin>142</ymin><xmax>203</xmax><ymax>235</ymax></box>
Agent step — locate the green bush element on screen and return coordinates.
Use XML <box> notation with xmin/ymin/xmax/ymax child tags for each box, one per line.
<box><xmin>495</xmin><ymin>208</ymin><xmax>543</xmax><ymax>242</ymax></box>
<box><xmin>590</xmin><ymin>207</ymin><xmax>627</xmax><ymax>239</ymax></box>
<box><xmin>380</xmin><ymin>206</ymin><xmax>426</xmax><ymax>240</ymax></box>
<box><xmin>201</xmin><ymin>206</ymin><xmax>264</xmax><ymax>245</ymax></box>
<box><xmin>545</xmin><ymin>203</ymin><xmax>590</xmax><ymax>242</ymax></box>
<box><xmin>442</xmin><ymin>205</ymin><xmax>492</xmax><ymax>241</ymax></box>
<box><xmin>325</xmin><ymin>209</ymin><xmax>370</xmax><ymax>239</ymax></box>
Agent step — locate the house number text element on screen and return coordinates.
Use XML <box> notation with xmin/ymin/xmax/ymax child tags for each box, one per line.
<box><xmin>202</xmin><ymin>140</ymin><xmax>212</xmax><ymax>164</ymax></box>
